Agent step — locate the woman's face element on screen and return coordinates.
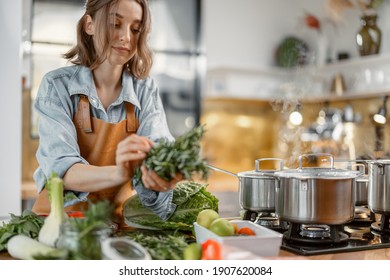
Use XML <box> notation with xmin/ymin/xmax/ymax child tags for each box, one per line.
<box><xmin>106</xmin><ymin>0</ymin><xmax>143</xmax><ymax>67</ymax></box>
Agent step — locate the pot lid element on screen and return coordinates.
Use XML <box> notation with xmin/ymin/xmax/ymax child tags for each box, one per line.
<box><xmin>237</xmin><ymin>157</ymin><xmax>284</xmax><ymax>178</ymax></box>
<box><xmin>369</xmin><ymin>159</ymin><xmax>390</xmax><ymax>165</ymax></box>
<box><xmin>237</xmin><ymin>169</ymin><xmax>277</xmax><ymax>178</ymax></box>
<box><xmin>274</xmin><ymin>167</ymin><xmax>362</xmax><ymax>179</ymax></box>
<box><xmin>356</xmin><ymin>174</ymin><xmax>369</xmax><ymax>183</ymax></box>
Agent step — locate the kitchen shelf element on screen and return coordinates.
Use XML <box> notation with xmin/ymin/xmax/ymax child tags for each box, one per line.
<box><xmin>298</xmin><ymin>90</ymin><xmax>390</xmax><ymax>103</ymax></box>
<box><xmin>205</xmin><ymin>53</ymin><xmax>390</xmax><ymax>102</ymax></box>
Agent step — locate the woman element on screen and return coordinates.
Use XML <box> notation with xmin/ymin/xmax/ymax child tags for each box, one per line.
<box><xmin>32</xmin><ymin>0</ymin><xmax>182</xmax><ymax>222</ymax></box>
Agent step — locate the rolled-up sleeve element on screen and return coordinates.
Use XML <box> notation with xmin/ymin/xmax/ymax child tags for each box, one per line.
<box><xmin>133</xmin><ymin>185</ymin><xmax>177</xmax><ymax>220</ymax></box>
<box><xmin>33</xmin><ymin>74</ymin><xmax>88</xmax><ymax>205</ymax></box>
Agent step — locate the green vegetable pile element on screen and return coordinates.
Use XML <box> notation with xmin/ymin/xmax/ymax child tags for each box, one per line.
<box><xmin>122</xmin><ymin>230</ymin><xmax>191</xmax><ymax>260</ymax></box>
<box><xmin>135</xmin><ymin>125</ymin><xmax>209</xmax><ymax>183</ymax></box>
<box><xmin>0</xmin><ymin>210</ymin><xmax>44</xmax><ymax>251</ymax></box>
<box><xmin>123</xmin><ymin>181</ymin><xmax>219</xmax><ymax>231</ymax></box>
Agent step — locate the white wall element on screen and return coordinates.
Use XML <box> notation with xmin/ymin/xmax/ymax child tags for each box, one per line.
<box><xmin>203</xmin><ymin>0</ymin><xmax>390</xmax><ymax>70</ymax></box>
<box><xmin>0</xmin><ymin>0</ymin><xmax>22</xmax><ymax>218</ymax></box>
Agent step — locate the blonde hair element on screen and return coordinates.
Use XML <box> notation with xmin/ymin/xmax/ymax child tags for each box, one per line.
<box><xmin>64</xmin><ymin>0</ymin><xmax>152</xmax><ymax>79</ymax></box>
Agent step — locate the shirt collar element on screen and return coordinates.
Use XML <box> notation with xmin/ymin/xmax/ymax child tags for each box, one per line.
<box><xmin>68</xmin><ymin>66</ymin><xmax>141</xmax><ymax>110</ymax></box>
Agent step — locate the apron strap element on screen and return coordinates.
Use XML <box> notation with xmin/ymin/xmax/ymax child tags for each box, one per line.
<box><xmin>77</xmin><ymin>95</ymin><xmax>93</xmax><ymax>133</ymax></box>
<box><xmin>125</xmin><ymin>102</ymin><xmax>139</xmax><ymax>133</ymax></box>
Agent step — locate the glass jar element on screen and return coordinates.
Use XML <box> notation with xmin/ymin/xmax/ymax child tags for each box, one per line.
<box><xmin>57</xmin><ymin>222</ymin><xmax>112</xmax><ymax>260</ymax></box>
<box><xmin>356</xmin><ymin>14</ymin><xmax>382</xmax><ymax>56</ymax></box>
<box><xmin>101</xmin><ymin>237</ymin><xmax>151</xmax><ymax>260</ymax></box>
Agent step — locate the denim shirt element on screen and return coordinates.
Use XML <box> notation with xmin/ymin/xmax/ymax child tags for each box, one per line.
<box><xmin>33</xmin><ymin>65</ymin><xmax>176</xmax><ymax>220</ymax></box>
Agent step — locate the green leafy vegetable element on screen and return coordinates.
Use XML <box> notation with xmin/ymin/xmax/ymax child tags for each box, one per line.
<box><xmin>135</xmin><ymin>125</ymin><xmax>209</xmax><ymax>183</ymax></box>
<box><xmin>123</xmin><ymin>181</ymin><xmax>219</xmax><ymax>231</ymax></box>
<box><xmin>122</xmin><ymin>230</ymin><xmax>190</xmax><ymax>260</ymax></box>
<box><xmin>0</xmin><ymin>210</ymin><xmax>44</xmax><ymax>251</ymax></box>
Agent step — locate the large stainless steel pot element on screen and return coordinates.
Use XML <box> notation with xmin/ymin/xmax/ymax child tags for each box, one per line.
<box><xmin>208</xmin><ymin>158</ymin><xmax>284</xmax><ymax>213</ymax></box>
<box><xmin>368</xmin><ymin>159</ymin><xmax>390</xmax><ymax>214</ymax></box>
<box><xmin>274</xmin><ymin>154</ymin><xmax>361</xmax><ymax>225</ymax></box>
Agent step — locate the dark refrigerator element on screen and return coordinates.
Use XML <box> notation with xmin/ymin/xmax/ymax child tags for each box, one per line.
<box><xmin>149</xmin><ymin>0</ymin><xmax>205</xmax><ymax>137</ymax></box>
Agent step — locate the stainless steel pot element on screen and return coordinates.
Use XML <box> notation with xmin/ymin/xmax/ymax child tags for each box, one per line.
<box><xmin>353</xmin><ymin>164</ymin><xmax>368</xmax><ymax>206</ymax></box>
<box><xmin>274</xmin><ymin>154</ymin><xmax>361</xmax><ymax>225</ymax></box>
<box><xmin>368</xmin><ymin>159</ymin><xmax>390</xmax><ymax>214</ymax></box>
<box><xmin>355</xmin><ymin>176</ymin><xmax>368</xmax><ymax>206</ymax></box>
<box><xmin>208</xmin><ymin>158</ymin><xmax>284</xmax><ymax>213</ymax></box>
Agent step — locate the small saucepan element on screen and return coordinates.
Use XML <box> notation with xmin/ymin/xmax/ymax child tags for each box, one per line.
<box><xmin>208</xmin><ymin>158</ymin><xmax>284</xmax><ymax>214</ymax></box>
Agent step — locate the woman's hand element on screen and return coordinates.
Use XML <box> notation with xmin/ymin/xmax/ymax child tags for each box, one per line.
<box><xmin>140</xmin><ymin>164</ymin><xmax>183</xmax><ymax>192</ymax></box>
<box><xmin>115</xmin><ymin>134</ymin><xmax>154</xmax><ymax>183</ymax></box>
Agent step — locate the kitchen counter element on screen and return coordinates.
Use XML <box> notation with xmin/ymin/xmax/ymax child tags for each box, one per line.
<box><xmin>278</xmin><ymin>248</ymin><xmax>390</xmax><ymax>260</ymax></box>
<box><xmin>1</xmin><ymin>247</ymin><xmax>390</xmax><ymax>260</ymax></box>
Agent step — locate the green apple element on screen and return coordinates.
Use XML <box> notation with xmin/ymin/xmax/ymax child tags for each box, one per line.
<box><xmin>183</xmin><ymin>243</ymin><xmax>202</xmax><ymax>260</ymax></box>
<box><xmin>209</xmin><ymin>218</ymin><xmax>235</xmax><ymax>237</ymax></box>
<box><xmin>196</xmin><ymin>209</ymin><xmax>220</xmax><ymax>229</ymax></box>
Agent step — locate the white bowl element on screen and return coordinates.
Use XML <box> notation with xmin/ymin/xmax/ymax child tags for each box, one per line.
<box><xmin>194</xmin><ymin>220</ymin><xmax>283</xmax><ymax>257</ymax></box>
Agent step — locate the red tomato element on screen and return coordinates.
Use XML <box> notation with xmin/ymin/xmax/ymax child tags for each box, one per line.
<box><xmin>66</xmin><ymin>211</ymin><xmax>85</xmax><ymax>218</ymax></box>
<box><xmin>237</xmin><ymin>227</ymin><xmax>256</xmax><ymax>236</ymax></box>
<box><xmin>201</xmin><ymin>239</ymin><xmax>222</xmax><ymax>260</ymax></box>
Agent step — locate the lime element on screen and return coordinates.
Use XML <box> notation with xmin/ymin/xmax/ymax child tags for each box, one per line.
<box><xmin>196</xmin><ymin>209</ymin><xmax>220</xmax><ymax>229</ymax></box>
<box><xmin>209</xmin><ymin>218</ymin><xmax>235</xmax><ymax>237</ymax></box>
<box><xmin>183</xmin><ymin>243</ymin><xmax>202</xmax><ymax>260</ymax></box>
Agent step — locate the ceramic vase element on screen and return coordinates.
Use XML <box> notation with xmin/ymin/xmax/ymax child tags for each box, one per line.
<box><xmin>356</xmin><ymin>14</ymin><xmax>382</xmax><ymax>56</ymax></box>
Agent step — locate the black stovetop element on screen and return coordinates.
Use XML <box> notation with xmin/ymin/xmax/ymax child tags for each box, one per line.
<box><xmin>249</xmin><ymin>209</ymin><xmax>390</xmax><ymax>256</ymax></box>
<box><xmin>279</xmin><ymin>217</ymin><xmax>390</xmax><ymax>256</ymax></box>
<box><xmin>281</xmin><ymin>226</ymin><xmax>390</xmax><ymax>256</ymax></box>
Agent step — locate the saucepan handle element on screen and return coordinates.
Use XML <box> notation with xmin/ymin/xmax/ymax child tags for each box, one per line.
<box><xmin>255</xmin><ymin>158</ymin><xmax>284</xmax><ymax>172</ymax></box>
<box><xmin>299</xmin><ymin>153</ymin><xmax>334</xmax><ymax>169</ymax></box>
<box><xmin>207</xmin><ymin>164</ymin><xmax>238</xmax><ymax>178</ymax></box>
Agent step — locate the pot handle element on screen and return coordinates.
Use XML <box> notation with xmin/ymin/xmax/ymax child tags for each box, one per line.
<box><xmin>255</xmin><ymin>158</ymin><xmax>284</xmax><ymax>172</ymax></box>
<box><xmin>299</xmin><ymin>153</ymin><xmax>334</xmax><ymax>169</ymax></box>
<box><xmin>350</xmin><ymin>163</ymin><xmax>365</xmax><ymax>174</ymax></box>
<box><xmin>206</xmin><ymin>164</ymin><xmax>238</xmax><ymax>178</ymax></box>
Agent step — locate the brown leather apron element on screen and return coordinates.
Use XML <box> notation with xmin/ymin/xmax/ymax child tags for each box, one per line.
<box><xmin>32</xmin><ymin>95</ymin><xmax>139</xmax><ymax>221</ymax></box>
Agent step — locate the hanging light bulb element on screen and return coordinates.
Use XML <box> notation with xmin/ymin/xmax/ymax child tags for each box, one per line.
<box><xmin>289</xmin><ymin>104</ymin><xmax>303</xmax><ymax>126</ymax></box>
<box><xmin>373</xmin><ymin>96</ymin><xmax>388</xmax><ymax>125</ymax></box>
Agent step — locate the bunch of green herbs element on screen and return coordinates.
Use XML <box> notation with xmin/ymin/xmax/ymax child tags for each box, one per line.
<box><xmin>122</xmin><ymin>230</ymin><xmax>191</xmax><ymax>260</ymax></box>
<box><xmin>0</xmin><ymin>210</ymin><xmax>44</xmax><ymax>251</ymax></box>
<box><xmin>135</xmin><ymin>125</ymin><xmax>209</xmax><ymax>183</ymax></box>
